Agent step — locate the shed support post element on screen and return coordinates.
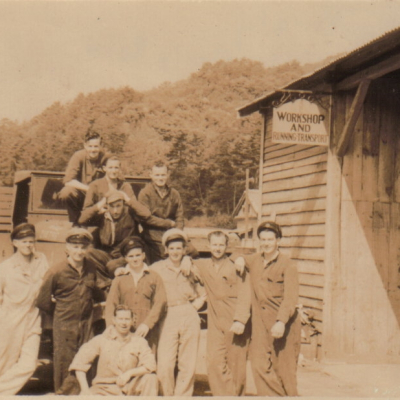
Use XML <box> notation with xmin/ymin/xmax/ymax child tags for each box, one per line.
<box><xmin>337</xmin><ymin>80</ymin><xmax>370</xmax><ymax>157</ymax></box>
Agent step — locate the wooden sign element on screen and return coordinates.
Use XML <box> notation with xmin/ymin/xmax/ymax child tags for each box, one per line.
<box><xmin>272</xmin><ymin>98</ymin><xmax>329</xmax><ymax>146</ymax></box>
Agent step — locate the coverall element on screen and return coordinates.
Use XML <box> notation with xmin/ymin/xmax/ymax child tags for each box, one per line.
<box><xmin>36</xmin><ymin>258</ymin><xmax>105</xmax><ymax>394</ymax></box>
<box><xmin>105</xmin><ymin>265</ymin><xmax>167</xmax><ymax>350</ymax></box>
<box><xmin>151</xmin><ymin>259</ymin><xmax>204</xmax><ymax>396</ymax></box>
<box><xmin>0</xmin><ymin>252</ymin><xmax>49</xmax><ymax>395</ymax></box>
<box><xmin>193</xmin><ymin>257</ymin><xmax>251</xmax><ymax>396</ymax></box>
<box><xmin>245</xmin><ymin>252</ymin><xmax>301</xmax><ymax>397</ymax></box>
<box><xmin>69</xmin><ymin>325</ymin><xmax>158</xmax><ymax>396</ymax></box>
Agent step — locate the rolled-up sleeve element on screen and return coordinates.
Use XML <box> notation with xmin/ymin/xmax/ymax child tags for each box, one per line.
<box><xmin>136</xmin><ymin>338</ymin><xmax>157</xmax><ymax>373</ymax></box>
<box><xmin>69</xmin><ymin>336</ymin><xmax>102</xmax><ymax>372</ymax></box>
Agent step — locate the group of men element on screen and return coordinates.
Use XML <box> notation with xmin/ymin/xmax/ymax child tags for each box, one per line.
<box><xmin>0</xmin><ymin>129</ymin><xmax>301</xmax><ymax>397</ymax></box>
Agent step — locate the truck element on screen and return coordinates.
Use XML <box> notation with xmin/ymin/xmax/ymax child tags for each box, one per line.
<box><xmin>0</xmin><ymin>170</ymin><xmax>242</xmax><ymax>394</ymax></box>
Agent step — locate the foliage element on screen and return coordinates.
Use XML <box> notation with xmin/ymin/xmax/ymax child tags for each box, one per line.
<box><xmin>0</xmin><ymin>56</ymin><xmax>336</xmax><ymax>219</ymax></box>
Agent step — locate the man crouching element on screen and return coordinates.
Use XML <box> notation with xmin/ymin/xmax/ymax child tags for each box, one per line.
<box><xmin>69</xmin><ymin>305</ymin><xmax>158</xmax><ymax>396</ymax></box>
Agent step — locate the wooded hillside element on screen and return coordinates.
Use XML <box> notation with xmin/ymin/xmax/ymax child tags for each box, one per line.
<box><xmin>0</xmin><ymin>55</ymin><xmax>340</xmax><ymax>221</ymax></box>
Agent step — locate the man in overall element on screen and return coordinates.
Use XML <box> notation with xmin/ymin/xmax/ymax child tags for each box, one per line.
<box><xmin>36</xmin><ymin>228</ymin><xmax>106</xmax><ymax>394</ymax></box>
<box><xmin>186</xmin><ymin>230</ymin><xmax>251</xmax><ymax>396</ymax></box>
<box><xmin>235</xmin><ymin>221</ymin><xmax>301</xmax><ymax>396</ymax></box>
<box><xmin>59</xmin><ymin>130</ymin><xmax>106</xmax><ymax>225</ymax></box>
<box><xmin>151</xmin><ymin>229</ymin><xmax>206</xmax><ymax>396</ymax></box>
<box><xmin>0</xmin><ymin>224</ymin><xmax>49</xmax><ymax>395</ymax></box>
<box><xmin>69</xmin><ymin>305</ymin><xmax>158</xmax><ymax>396</ymax></box>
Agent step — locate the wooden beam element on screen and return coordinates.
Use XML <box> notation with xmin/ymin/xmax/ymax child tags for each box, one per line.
<box><xmin>337</xmin><ymin>53</ymin><xmax>400</xmax><ymax>91</ymax></box>
<box><xmin>336</xmin><ymin>80</ymin><xmax>370</xmax><ymax>157</ymax></box>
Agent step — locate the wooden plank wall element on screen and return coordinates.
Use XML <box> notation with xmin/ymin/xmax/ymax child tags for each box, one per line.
<box><xmin>333</xmin><ymin>77</ymin><xmax>400</xmax><ymax>361</ymax></box>
<box><xmin>0</xmin><ymin>186</ymin><xmax>13</xmax><ymax>232</ymax></box>
<box><xmin>261</xmin><ymin>109</ymin><xmax>328</xmax><ymax>334</ymax></box>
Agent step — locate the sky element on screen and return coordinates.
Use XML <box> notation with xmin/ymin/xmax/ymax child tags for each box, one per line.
<box><xmin>1</xmin><ymin>1</ymin><xmax>400</xmax><ymax>122</ymax></box>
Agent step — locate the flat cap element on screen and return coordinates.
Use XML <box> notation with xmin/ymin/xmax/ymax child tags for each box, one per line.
<box><xmin>162</xmin><ymin>228</ymin><xmax>188</xmax><ymax>247</ymax></box>
<box><xmin>66</xmin><ymin>227</ymin><xmax>93</xmax><ymax>245</ymax></box>
<box><xmin>120</xmin><ymin>236</ymin><xmax>145</xmax><ymax>257</ymax></box>
<box><xmin>257</xmin><ymin>221</ymin><xmax>282</xmax><ymax>239</ymax></box>
<box><xmin>106</xmin><ymin>190</ymin><xmax>125</xmax><ymax>204</ymax></box>
<box><xmin>11</xmin><ymin>223</ymin><xmax>36</xmax><ymax>241</ymax></box>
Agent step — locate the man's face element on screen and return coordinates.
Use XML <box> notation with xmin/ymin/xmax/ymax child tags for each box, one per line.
<box><xmin>13</xmin><ymin>237</ymin><xmax>35</xmax><ymax>257</ymax></box>
<box><xmin>150</xmin><ymin>166</ymin><xmax>168</xmax><ymax>188</ymax></box>
<box><xmin>103</xmin><ymin>159</ymin><xmax>120</xmax><ymax>180</ymax></box>
<box><xmin>125</xmin><ymin>248</ymin><xmax>146</xmax><ymax>269</ymax></box>
<box><xmin>113</xmin><ymin>310</ymin><xmax>133</xmax><ymax>335</ymax></box>
<box><xmin>108</xmin><ymin>200</ymin><xmax>124</xmax><ymax>220</ymax></box>
<box><xmin>166</xmin><ymin>241</ymin><xmax>185</xmax><ymax>264</ymax></box>
<box><xmin>66</xmin><ymin>243</ymin><xmax>89</xmax><ymax>263</ymax></box>
<box><xmin>84</xmin><ymin>138</ymin><xmax>101</xmax><ymax>161</ymax></box>
<box><xmin>259</xmin><ymin>230</ymin><xmax>280</xmax><ymax>255</ymax></box>
<box><xmin>209</xmin><ymin>235</ymin><xmax>227</xmax><ymax>260</ymax></box>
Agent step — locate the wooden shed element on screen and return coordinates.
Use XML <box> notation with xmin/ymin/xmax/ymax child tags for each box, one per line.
<box><xmin>238</xmin><ymin>27</ymin><xmax>400</xmax><ymax>363</ymax></box>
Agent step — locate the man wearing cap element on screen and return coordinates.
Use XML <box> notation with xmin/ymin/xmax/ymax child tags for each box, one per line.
<box><xmin>69</xmin><ymin>305</ymin><xmax>158</xmax><ymax>396</ymax></box>
<box><xmin>0</xmin><ymin>224</ymin><xmax>49</xmax><ymax>395</ymax></box>
<box><xmin>151</xmin><ymin>228</ymin><xmax>206</xmax><ymax>396</ymax></box>
<box><xmin>36</xmin><ymin>227</ymin><xmax>106</xmax><ymax>394</ymax></box>
<box><xmin>83</xmin><ymin>155</ymin><xmax>135</xmax><ymax>211</ymax></box>
<box><xmin>79</xmin><ymin>190</ymin><xmax>153</xmax><ymax>282</ymax></box>
<box><xmin>105</xmin><ymin>237</ymin><xmax>167</xmax><ymax>351</ymax></box>
<box><xmin>186</xmin><ymin>230</ymin><xmax>251</xmax><ymax>396</ymax></box>
<box><xmin>234</xmin><ymin>221</ymin><xmax>301</xmax><ymax>396</ymax></box>
<box><xmin>58</xmin><ymin>130</ymin><xmax>106</xmax><ymax>225</ymax></box>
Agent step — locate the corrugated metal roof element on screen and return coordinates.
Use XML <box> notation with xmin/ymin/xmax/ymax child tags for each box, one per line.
<box><xmin>238</xmin><ymin>25</ymin><xmax>400</xmax><ymax>116</ymax></box>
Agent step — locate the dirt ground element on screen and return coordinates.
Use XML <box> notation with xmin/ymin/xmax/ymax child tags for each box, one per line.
<box><xmin>21</xmin><ymin>359</ymin><xmax>400</xmax><ymax>397</ymax></box>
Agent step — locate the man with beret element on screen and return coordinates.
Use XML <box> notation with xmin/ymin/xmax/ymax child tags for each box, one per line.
<box><xmin>0</xmin><ymin>224</ymin><xmax>49</xmax><ymax>395</ymax></box>
<box><xmin>58</xmin><ymin>130</ymin><xmax>106</xmax><ymax>225</ymax></box>
<box><xmin>151</xmin><ymin>229</ymin><xmax>206</xmax><ymax>396</ymax></box>
<box><xmin>36</xmin><ymin>228</ymin><xmax>106</xmax><ymax>394</ymax></box>
<box><xmin>69</xmin><ymin>305</ymin><xmax>158</xmax><ymax>396</ymax></box>
<box><xmin>83</xmin><ymin>155</ymin><xmax>135</xmax><ymax>211</ymax></box>
<box><xmin>79</xmin><ymin>190</ymin><xmax>153</xmax><ymax>283</ymax></box>
<box><xmin>185</xmin><ymin>230</ymin><xmax>252</xmax><ymax>396</ymax></box>
<box><xmin>234</xmin><ymin>221</ymin><xmax>301</xmax><ymax>396</ymax></box>
<box><xmin>105</xmin><ymin>237</ymin><xmax>167</xmax><ymax>352</ymax></box>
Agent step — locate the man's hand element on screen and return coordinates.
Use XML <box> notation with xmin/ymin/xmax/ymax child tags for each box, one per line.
<box><xmin>271</xmin><ymin>321</ymin><xmax>285</xmax><ymax>339</ymax></box>
<box><xmin>117</xmin><ymin>371</ymin><xmax>132</xmax><ymax>388</ymax></box>
<box><xmin>235</xmin><ymin>257</ymin><xmax>246</xmax><ymax>276</ymax></box>
<box><xmin>115</xmin><ymin>267</ymin><xmax>129</xmax><ymax>277</ymax></box>
<box><xmin>229</xmin><ymin>321</ymin><xmax>245</xmax><ymax>335</ymax></box>
<box><xmin>192</xmin><ymin>294</ymin><xmax>206</xmax><ymax>311</ymax></box>
<box><xmin>134</xmin><ymin>323</ymin><xmax>149</xmax><ymax>338</ymax></box>
<box><xmin>169</xmin><ymin>220</ymin><xmax>176</xmax><ymax>228</ymax></box>
<box><xmin>180</xmin><ymin>255</ymin><xmax>192</xmax><ymax>277</ymax></box>
<box><xmin>96</xmin><ymin>197</ymin><xmax>107</xmax><ymax>214</ymax></box>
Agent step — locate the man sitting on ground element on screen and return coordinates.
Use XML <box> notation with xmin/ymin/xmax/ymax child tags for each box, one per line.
<box><xmin>69</xmin><ymin>305</ymin><xmax>158</xmax><ymax>396</ymax></box>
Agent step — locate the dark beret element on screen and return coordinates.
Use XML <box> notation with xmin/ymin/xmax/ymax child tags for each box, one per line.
<box><xmin>257</xmin><ymin>221</ymin><xmax>282</xmax><ymax>239</ymax></box>
<box><xmin>121</xmin><ymin>236</ymin><xmax>145</xmax><ymax>257</ymax></box>
<box><xmin>11</xmin><ymin>223</ymin><xmax>36</xmax><ymax>241</ymax></box>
